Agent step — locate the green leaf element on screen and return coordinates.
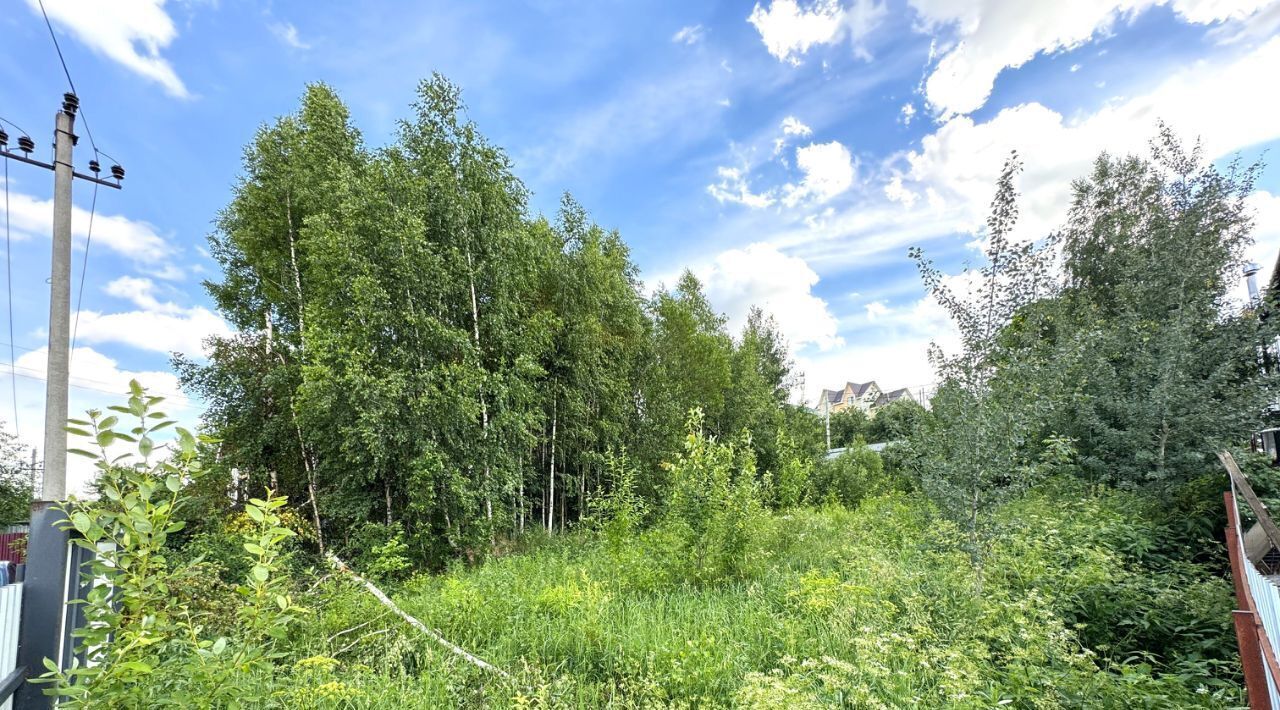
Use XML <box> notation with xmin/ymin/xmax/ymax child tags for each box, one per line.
<box><xmin>64</xmin><ymin>426</ymin><xmax>92</xmax><ymax>437</ymax></box>
<box><xmin>212</xmin><ymin>637</ymin><xmax>227</xmax><ymax>655</ymax></box>
<box><xmin>68</xmin><ymin>448</ymin><xmax>98</xmax><ymax>459</ymax></box>
<box><xmin>243</xmin><ymin>542</ymin><xmax>265</xmax><ymax>555</ymax></box>
<box><xmin>245</xmin><ymin>506</ymin><xmax>265</xmax><ymax>523</ymax></box>
<box><xmin>276</xmin><ymin>594</ymin><xmax>289</xmax><ymax>610</ymax></box>
<box><xmin>165</xmin><ymin>475</ymin><xmax>181</xmax><ymax>493</ymax></box>
<box><xmin>70</xmin><ymin>511</ymin><xmax>92</xmax><ymax>534</ymax></box>
<box><xmin>251</xmin><ymin>565</ymin><xmax>269</xmax><ymax>582</ymax></box>
<box><xmin>99</xmin><ymin>415</ymin><xmax>119</xmax><ymax>430</ymax></box>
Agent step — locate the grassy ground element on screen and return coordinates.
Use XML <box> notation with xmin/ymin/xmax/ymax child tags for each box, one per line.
<box><xmin>280</xmin><ymin>485</ymin><xmax>1241</xmax><ymax>708</ymax></box>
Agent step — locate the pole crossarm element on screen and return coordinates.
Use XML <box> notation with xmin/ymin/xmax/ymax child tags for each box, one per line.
<box><xmin>0</xmin><ymin>148</ymin><xmax>122</xmax><ymax>190</ymax></box>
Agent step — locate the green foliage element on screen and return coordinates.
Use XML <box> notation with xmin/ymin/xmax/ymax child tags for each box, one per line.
<box><xmin>183</xmin><ymin>78</ymin><xmax>813</xmax><ymax>564</ymax></box>
<box><xmin>660</xmin><ymin>410</ymin><xmax>766</xmax><ymax>583</ymax></box>
<box><xmin>1042</xmin><ymin>128</ymin><xmax>1275</xmax><ymax>490</ymax></box>
<box><xmin>810</xmin><ymin>442</ymin><xmax>898</xmax><ymax>507</ymax></box>
<box><xmin>827</xmin><ymin>407</ymin><xmax>869</xmax><ymax>448</ymax></box>
<box><xmin>349</xmin><ymin>522</ymin><xmax>414</xmax><ymax>584</ymax></box>
<box><xmin>867</xmin><ymin>398</ymin><xmax>929</xmax><ymax>443</ymax></box>
<box><xmin>274</xmin><ymin>485</ymin><xmax>1238</xmax><ymax>708</ymax></box>
<box><xmin>771</xmin><ymin>431</ymin><xmax>813</xmax><ymax>508</ymax></box>
<box><xmin>0</xmin><ymin>421</ymin><xmax>33</xmax><ymax>524</ymax></box>
<box><xmin>36</xmin><ymin>383</ymin><xmax>302</xmax><ymax>707</ymax></box>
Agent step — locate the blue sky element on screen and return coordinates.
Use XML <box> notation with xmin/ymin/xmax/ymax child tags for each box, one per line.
<box><xmin>2</xmin><ymin>0</ymin><xmax>1280</xmax><ymax>490</ymax></box>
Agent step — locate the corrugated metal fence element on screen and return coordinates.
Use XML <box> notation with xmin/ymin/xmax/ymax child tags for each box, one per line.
<box><xmin>1226</xmin><ymin>484</ymin><xmax>1280</xmax><ymax>709</ymax></box>
<box><xmin>0</xmin><ymin>581</ymin><xmax>22</xmax><ymax>710</ymax></box>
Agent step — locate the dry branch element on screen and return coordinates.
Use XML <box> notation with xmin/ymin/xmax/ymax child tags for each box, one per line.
<box><xmin>325</xmin><ymin>553</ymin><xmax>510</xmax><ymax>678</ymax></box>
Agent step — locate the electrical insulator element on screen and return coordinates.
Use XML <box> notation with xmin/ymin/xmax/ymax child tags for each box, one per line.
<box><xmin>62</xmin><ymin>93</ymin><xmax>79</xmax><ymax>115</ymax></box>
<box><xmin>0</xmin><ymin>128</ymin><xmax>7</xmax><ymax>149</ymax></box>
<box><xmin>110</xmin><ymin>164</ymin><xmax>125</xmax><ymax>181</ymax></box>
<box><xmin>17</xmin><ymin>136</ymin><xmax>34</xmax><ymax>154</ymax></box>
<box><xmin>88</xmin><ymin>159</ymin><xmax>100</xmax><ymax>174</ymax></box>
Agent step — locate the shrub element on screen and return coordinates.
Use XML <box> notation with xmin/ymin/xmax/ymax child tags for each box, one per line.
<box><xmin>35</xmin><ymin>382</ymin><xmax>302</xmax><ymax>707</ymax></box>
<box><xmin>660</xmin><ymin>410</ymin><xmax>765</xmax><ymax>583</ymax></box>
<box><xmin>810</xmin><ymin>442</ymin><xmax>895</xmax><ymax>507</ymax></box>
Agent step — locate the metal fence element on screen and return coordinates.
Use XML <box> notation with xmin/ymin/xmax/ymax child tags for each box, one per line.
<box><xmin>0</xmin><ymin>582</ymin><xmax>22</xmax><ymax>710</ymax></box>
<box><xmin>1224</xmin><ymin>451</ymin><xmax>1280</xmax><ymax>709</ymax></box>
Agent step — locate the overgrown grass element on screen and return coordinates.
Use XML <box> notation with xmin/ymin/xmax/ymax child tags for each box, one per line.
<box><xmin>274</xmin><ymin>481</ymin><xmax>1240</xmax><ymax>708</ymax></box>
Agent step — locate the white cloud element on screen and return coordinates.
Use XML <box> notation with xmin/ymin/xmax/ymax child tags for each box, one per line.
<box><xmin>698</xmin><ymin>243</ymin><xmax>844</xmax><ymax>351</ymax></box>
<box><xmin>672</xmin><ymin>24</ymin><xmax>705</xmax><ymax>44</ymax></box>
<box><xmin>76</xmin><ymin>277</ymin><xmax>231</xmax><ymax>356</ymax></box>
<box><xmin>28</xmin><ymin>0</ymin><xmax>189</xmax><ymax>98</ymax></box>
<box><xmin>781</xmin><ymin>116</ymin><xmax>814</xmax><ymax>136</ymax></box>
<box><xmin>899</xmin><ymin>102</ymin><xmax>917</xmax><ymax>125</ymax></box>
<box><xmin>748</xmin><ymin>0</ymin><xmax>887</xmax><ymax>65</ymax></box>
<box><xmin>270</xmin><ymin>21</ymin><xmax>310</xmax><ymax>50</ymax></box>
<box><xmin>718</xmin><ymin>98</ymin><xmax>733</xmax><ymax>107</ymax></box>
<box><xmin>708</xmin><ymin>165</ymin><xmax>776</xmax><ymax>209</ymax></box>
<box><xmin>864</xmin><ymin>300</ymin><xmax>889</xmax><ymax>319</ymax></box>
<box><xmin>7</xmin><ymin>345</ymin><xmax>191</xmax><ymax>495</ymax></box>
<box><xmin>784</xmin><ymin>140</ymin><xmax>856</xmax><ymax>205</ymax></box>
<box><xmin>899</xmin><ymin>35</ymin><xmax>1280</xmax><ymax>242</ymax></box>
<box><xmin>911</xmin><ymin>0</ymin><xmax>1280</xmax><ymax>116</ymax></box>
<box><xmin>4</xmin><ymin>187</ymin><xmax>179</xmax><ymax>276</ymax></box>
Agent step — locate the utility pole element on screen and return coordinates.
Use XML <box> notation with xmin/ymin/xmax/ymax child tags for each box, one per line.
<box><xmin>0</xmin><ymin>93</ymin><xmax>123</xmax><ymax>501</ymax></box>
<box><xmin>42</xmin><ymin>101</ymin><xmax>74</xmax><ymax>501</ymax></box>
<box><xmin>823</xmin><ymin>393</ymin><xmax>831</xmax><ymax>451</ymax></box>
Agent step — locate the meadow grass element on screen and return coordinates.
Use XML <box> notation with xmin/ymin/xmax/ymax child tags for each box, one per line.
<box><xmin>281</xmin><ymin>487</ymin><xmax>1240</xmax><ymax>708</ymax></box>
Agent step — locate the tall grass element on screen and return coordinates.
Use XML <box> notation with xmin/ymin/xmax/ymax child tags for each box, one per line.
<box><xmin>276</xmin><ymin>485</ymin><xmax>1239</xmax><ymax>708</ymax></box>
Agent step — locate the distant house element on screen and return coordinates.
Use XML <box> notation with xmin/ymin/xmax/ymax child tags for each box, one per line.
<box><xmin>817</xmin><ymin>381</ymin><xmax>917</xmax><ymax>417</ymax></box>
<box><xmin>874</xmin><ymin>388</ymin><xmax>916</xmax><ymax>408</ymax></box>
<box><xmin>818</xmin><ymin>381</ymin><xmax>882</xmax><ymax>415</ymax></box>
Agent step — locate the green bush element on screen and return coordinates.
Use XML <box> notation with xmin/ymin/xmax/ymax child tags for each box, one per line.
<box><xmin>810</xmin><ymin>442</ymin><xmax>896</xmax><ymax>507</ymax></box>
<box><xmin>36</xmin><ymin>383</ymin><xmax>303</xmax><ymax>707</ymax></box>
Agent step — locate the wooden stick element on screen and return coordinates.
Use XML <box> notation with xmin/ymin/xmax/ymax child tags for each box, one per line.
<box><xmin>1220</xmin><ymin>451</ymin><xmax>1280</xmax><ymax>552</ymax></box>
<box><xmin>325</xmin><ymin>553</ymin><xmax>510</xmax><ymax>679</ymax></box>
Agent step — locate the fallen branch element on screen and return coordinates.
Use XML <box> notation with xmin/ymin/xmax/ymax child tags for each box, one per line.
<box><xmin>334</xmin><ymin>628</ymin><xmax>391</xmax><ymax>658</ymax></box>
<box><xmin>325</xmin><ymin>553</ymin><xmax>510</xmax><ymax>679</ymax></box>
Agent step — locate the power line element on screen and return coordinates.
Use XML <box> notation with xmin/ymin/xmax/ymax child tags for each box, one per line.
<box><xmin>0</xmin><ymin>357</ymin><xmax>186</xmax><ymax>401</ymax></box>
<box><xmin>70</xmin><ymin>178</ymin><xmax>99</xmax><ymax>354</ymax></box>
<box><xmin>3</xmin><ymin>155</ymin><xmax>16</xmax><ymax>435</ymax></box>
<box><xmin>35</xmin><ymin>0</ymin><xmax>98</xmax><ymax>157</ymax></box>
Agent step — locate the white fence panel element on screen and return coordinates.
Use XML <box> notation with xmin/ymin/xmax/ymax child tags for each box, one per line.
<box><xmin>0</xmin><ymin>582</ymin><xmax>23</xmax><ymax>710</ymax></box>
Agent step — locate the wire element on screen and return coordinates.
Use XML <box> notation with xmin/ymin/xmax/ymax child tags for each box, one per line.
<box><xmin>0</xmin><ymin>115</ymin><xmax>32</xmax><ymax>141</ymax></box>
<box><xmin>70</xmin><ymin>178</ymin><xmax>99</xmax><ymax>355</ymax></box>
<box><xmin>35</xmin><ymin>0</ymin><xmax>98</xmax><ymax>157</ymax></box>
<box><xmin>0</xmin><ymin>357</ymin><xmax>186</xmax><ymax>401</ymax></box>
<box><xmin>3</xmin><ymin>156</ymin><xmax>16</xmax><ymax>435</ymax></box>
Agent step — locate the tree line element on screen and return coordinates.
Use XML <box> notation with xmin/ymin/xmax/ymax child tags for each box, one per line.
<box><xmin>176</xmin><ymin>77</ymin><xmax>822</xmax><ymax>567</ymax></box>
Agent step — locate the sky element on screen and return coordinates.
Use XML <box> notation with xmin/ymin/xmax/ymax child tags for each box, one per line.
<box><xmin>2</xmin><ymin>0</ymin><xmax>1280</xmax><ymax>493</ymax></box>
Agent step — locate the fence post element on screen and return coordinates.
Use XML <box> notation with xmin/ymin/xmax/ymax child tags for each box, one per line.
<box><xmin>14</xmin><ymin>502</ymin><xmax>70</xmax><ymax>709</ymax></box>
<box><xmin>1236</xmin><ymin>610</ymin><xmax>1276</xmax><ymax>710</ymax></box>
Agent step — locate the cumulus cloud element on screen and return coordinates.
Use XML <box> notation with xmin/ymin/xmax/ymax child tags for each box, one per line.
<box><xmin>698</xmin><ymin>243</ymin><xmax>844</xmax><ymax>351</ymax></box>
<box><xmin>911</xmin><ymin>0</ymin><xmax>1280</xmax><ymax>116</ymax></box>
<box><xmin>28</xmin><ymin>0</ymin><xmax>189</xmax><ymax>98</ymax></box>
<box><xmin>783</xmin><ymin>140</ymin><xmax>856</xmax><ymax>205</ymax></box>
<box><xmin>75</xmin><ymin>277</ymin><xmax>231</xmax><ymax>356</ymax></box>
<box><xmin>3</xmin><ymin>187</ymin><xmax>180</xmax><ymax>277</ymax></box>
<box><xmin>748</xmin><ymin>0</ymin><xmax>887</xmax><ymax>65</ymax></box>
<box><xmin>672</xmin><ymin>24</ymin><xmax>705</xmax><ymax>44</ymax></box>
<box><xmin>898</xmin><ymin>34</ymin><xmax>1280</xmax><ymax>242</ymax></box>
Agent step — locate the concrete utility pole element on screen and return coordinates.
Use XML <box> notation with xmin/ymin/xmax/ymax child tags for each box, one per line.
<box><xmin>41</xmin><ymin>103</ymin><xmax>74</xmax><ymax>501</ymax></box>
<box><xmin>823</xmin><ymin>394</ymin><xmax>831</xmax><ymax>451</ymax></box>
<box><xmin>0</xmin><ymin>93</ymin><xmax>122</xmax><ymax>501</ymax></box>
